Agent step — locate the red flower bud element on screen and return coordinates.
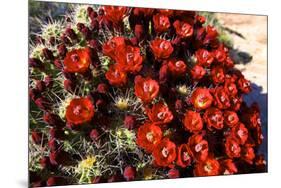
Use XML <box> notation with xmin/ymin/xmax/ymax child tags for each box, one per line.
<box><xmin>124</xmin><ymin>115</ymin><xmax>136</xmax><ymax>130</ymax></box>
<box><xmin>168</xmin><ymin>168</ymin><xmax>180</xmax><ymax>179</ymax></box>
<box><xmin>97</xmin><ymin>83</ymin><xmax>109</xmax><ymax>94</ymax></box>
<box><xmin>46</xmin><ymin>176</ymin><xmax>68</xmax><ymax>186</ymax></box>
<box><xmin>90</xmin><ymin>129</ymin><xmax>100</xmax><ymax>141</ymax></box>
<box><xmin>123</xmin><ymin>166</ymin><xmax>136</xmax><ymax>181</ymax></box>
<box><xmin>35</xmin><ymin>97</ymin><xmax>51</xmax><ymax>111</ymax></box>
<box><xmin>42</xmin><ymin>48</ymin><xmax>54</xmax><ymax>60</ymax></box>
<box><xmin>57</xmin><ymin>44</ymin><xmax>67</xmax><ymax>57</ymax></box>
<box><xmin>43</xmin><ymin>112</ymin><xmax>64</xmax><ymax>128</ymax></box>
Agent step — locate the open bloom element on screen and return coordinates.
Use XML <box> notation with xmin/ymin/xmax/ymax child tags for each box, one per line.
<box><xmin>65</xmin><ymin>97</ymin><xmax>94</xmax><ymax>125</ymax></box>
<box><xmin>220</xmin><ymin>159</ymin><xmax>238</xmax><ymax>175</ymax></box>
<box><xmin>102</xmin><ymin>36</ymin><xmax>126</xmax><ymax>59</ymax></box>
<box><xmin>224</xmin><ymin>111</ymin><xmax>239</xmax><ymax>127</ymax></box>
<box><xmin>63</xmin><ymin>48</ymin><xmax>91</xmax><ymax>73</ymax></box>
<box><xmin>146</xmin><ymin>102</ymin><xmax>173</xmax><ymax>125</ymax></box>
<box><xmin>225</xmin><ymin>137</ymin><xmax>241</xmax><ymax>158</ymax></box>
<box><xmin>177</xmin><ymin>144</ymin><xmax>192</xmax><ymax>168</ymax></box>
<box><xmin>230</xmin><ymin>123</ymin><xmax>249</xmax><ymax>145</ymax></box>
<box><xmin>173</xmin><ymin>20</ymin><xmax>193</xmax><ymax>38</ymax></box>
<box><xmin>203</xmin><ymin>107</ymin><xmax>224</xmax><ymax>130</ymax></box>
<box><xmin>134</xmin><ymin>76</ymin><xmax>159</xmax><ymax>103</ymax></box>
<box><xmin>190</xmin><ymin>65</ymin><xmax>206</xmax><ymax>81</ymax></box>
<box><xmin>152</xmin><ymin>138</ymin><xmax>177</xmax><ymax>167</ymax></box>
<box><xmin>150</xmin><ymin>38</ymin><xmax>174</xmax><ymax>59</ymax></box>
<box><xmin>153</xmin><ymin>13</ymin><xmax>170</xmax><ymax>33</ymax></box>
<box><xmin>104</xmin><ymin>6</ymin><xmax>128</xmax><ymax>24</ymax></box>
<box><xmin>212</xmin><ymin>87</ymin><xmax>231</xmax><ymax>110</ymax></box>
<box><xmin>116</xmin><ymin>45</ymin><xmax>144</xmax><ymax>74</ymax></box>
<box><xmin>167</xmin><ymin>59</ymin><xmax>187</xmax><ymax>76</ymax></box>
<box><xmin>195</xmin><ymin>49</ymin><xmax>214</xmax><ymax>67</ymax></box>
<box><xmin>194</xmin><ymin>157</ymin><xmax>220</xmax><ymax>177</ymax></box>
<box><xmin>105</xmin><ymin>65</ymin><xmax>127</xmax><ymax>86</ymax></box>
<box><xmin>137</xmin><ymin>122</ymin><xmax>162</xmax><ymax>153</ymax></box>
<box><xmin>190</xmin><ymin>87</ymin><xmax>213</xmax><ymax>110</ymax></box>
<box><xmin>183</xmin><ymin>110</ymin><xmax>203</xmax><ymax>133</ymax></box>
<box><xmin>187</xmin><ymin>134</ymin><xmax>209</xmax><ymax>162</ymax></box>
<box><xmin>211</xmin><ymin>66</ymin><xmax>225</xmax><ymax>85</ymax></box>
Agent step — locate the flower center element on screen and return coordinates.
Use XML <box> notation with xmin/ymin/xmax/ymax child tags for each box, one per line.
<box><xmin>73</xmin><ymin>105</ymin><xmax>82</xmax><ymax>115</ymax></box>
<box><xmin>237</xmin><ymin>129</ymin><xmax>245</xmax><ymax>137</ymax></box>
<box><xmin>71</xmin><ymin>54</ymin><xmax>80</xmax><ymax>62</ymax></box>
<box><xmin>183</xmin><ymin>152</ymin><xmax>190</xmax><ymax>161</ymax></box>
<box><xmin>204</xmin><ymin>163</ymin><xmax>213</xmax><ymax>173</ymax></box>
<box><xmin>146</xmin><ymin>132</ymin><xmax>154</xmax><ymax>142</ymax></box>
<box><xmin>228</xmin><ymin>115</ymin><xmax>234</xmax><ymax>122</ymax></box>
<box><xmin>143</xmin><ymin>82</ymin><xmax>152</xmax><ymax>93</ymax></box>
<box><xmin>159</xmin><ymin>41</ymin><xmax>169</xmax><ymax>50</ymax></box>
<box><xmin>175</xmin><ymin>61</ymin><xmax>183</xmax><ymax>68</ymax></box>
<box><xmin>220</xmin><ymin>95</ymin><xmax>226</xmax><ymax>102</ymax></box>
<box><xmin>162</xmin><ymin>147</ymin><xmax>169</xmax><ymax>158</ymax></box>
<box><xmin>182</xmin><ymin>24</ymin><xmax>191</xmax><ymax>34</ymax></box>
<box><xmin>113</xmin><ymin>70</ymin><xmax>120</xmax><ymax>78</ymax></box>
<box><xmin>126</xmin><ymin>52</ymin><xmax>134</xmax><ymax>62</ymax></box>
<box><xmin>159</xmin><ymin>16</ymin><xmax>168</xmax><ymax>26</ymax></box>
<box><xmin>195</xmin><ymin>143</ymin><xmax>203</xmax><ymax>152</ymax></box>
<box><xmin>157</xmin><ymin>112</ymin><xmax>166</xmax><ymax>120</ymax></box>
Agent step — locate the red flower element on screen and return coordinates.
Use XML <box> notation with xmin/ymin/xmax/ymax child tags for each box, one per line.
<box><xmin>153</xmin><ymin>13</ymin><xmax>170</xmax><ymax>33</ymax></box>
<box><xmin>102</xmin><ymin>37</ymin><xmax>126</xmax><ymax>59</ymax></box>
<box><xmin>173</xmin><ymin>20</ymin><xmax>193</xmax><ymax>38</ymax></box>
<box><xmin>229</xmin><ymin>95</ymin><xmax>243</xmax><ymax>111</ymax></box>
<box><xmin>116</xmin><ymin>45</ymin><xmax>144</xmax><ymax>74</ymax></box>
<box><xmin>104</xmin><ymin>6</ymin><xmax>128</xmax><ymax>24</ymax></box>
<box><xmin>190</xmin><ymin>88</ymin><xmax>213</xmax><ymax>110</ymax></box>
<box><xmin>220</xmin><ymin>159</ymin><xmax>237</xmax><ymax>175</ymax></box>
<box><xmin>203</xmin><ymin>26</ymin><xmax>218</xmax><ymax>44</ymax></box>
<box><xmin>195</xmin><ymin>49</ymin><xmax>214</xmax><ymax>67</ymax></box>
<box><xmin>105</xmin><ymin>65</ymin><xmax>127</xmax><ymax>86</ymax></box>
<box><xmin>224</xmin><ymin>111</ymin><xmax>239</xmax><ymax>127</ymax></box>
<box><xmin>194</xmin><ymin>157</ymin><xmax>220</xmax><ymax>176</ymax></box>
<box><xmin>134</xmin><ymin>76</ymin><xmax>159</xmax><ymax>103</ymax></box>
<box><xmin>177</xmin><ymin>144</ymin><xmax>192</xmax><ymax>168</ymax></box>
<box><xmin>133</xmin><ymin>8</ymin><xmax>155</xmax><ymax>17</ymax></box>
<box><xmin>230</xmin><ymin>123</ymin><xmax>249</xmax><ymax>145</ymax></box>
<box><xmin>168</xmin><ymin>168</ymin><xmax>180</xmax><ymax>179</ymax></box>
<box><xmin>190</xmin><ymin>65</ymin><xmax>206</xmax><ymax>81</ymax></box>
<box><xmin>146</xmin><ymin>102</ymin><xmax>173</xmax><ymax>125</ymax></box>
<box><xmin>224</xmin><ymin>80</ymin><xmax>238</xmax><ymax>97</ymax></box>
<box><xmin>65</xmin><ymin>97</ymin><xmax>94</xmax><ymax>125</ymax></box>
<box><xmin>150</xmin><ymin>38</ymin><xmax>174</xmax><ymax>59</ymax></box>
<box><xmin>237</xmin><ymin>77</ymin><xmax>251</xmax><ymax>94</ymax></box>
<box><xmin>203</xmin><ymin>107</ymin><xmax>224</xmax><ymax>130</ymax></box>
<box><xmin>225</xmin><ymin>137</ymin><xmax>241</xmax><ymax>158</ymax></box>
<box><xmin>214</xmin><ymin>48</ymin><xmax>227</xmax><ymax>63</ymax></box>
<box><xmin>158</xmin><ymin>9</ymin><xmax>174</xmax><ymax>16</ymax></box>
<box><xmin>212</xmin><ymin>87</ymin><xmax>231</xmax><ymax>110</ymax></box>
<box><xmin>183</xmin><ymin>111</ymin><xmax>203</xmax><ymax>133</ymax></box>
<box><xmin>63</xmin><ymin>48</ymin><xmax>91</xmax><ymax>73</ymax></box>
<box><xmin>137</xmin><ymin>122</ymin><xmax>162</xmax><ymax>153</ymax></box>
<box><xmin>152</xmin><ymin>138</ymin><xmax>177</xmax><ymax>167</ymax></box>
<box><xmin>211</xmin><ymin>66</ymin><xmax>225</xmax><ymax>85</ymax></box>
<box><xmin>187</xmin><ymin>134</ymin><xmax>209</xmax><ymax>162</ymax></box>
<box><xmin>167</xmin><ymin>59</ymin><xmax>187</xmax><ymax>76</ymax></box>
<box><xmin>241</xmin><ymin>145</ymin><xmax>255</xmax><ymax>164</ymax></box>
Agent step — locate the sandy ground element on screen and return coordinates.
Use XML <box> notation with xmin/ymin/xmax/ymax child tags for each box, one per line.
<box><xmin>216</xmin><ymin>13</ymin><xmax>268</xmax><ymax>156</ymax></box>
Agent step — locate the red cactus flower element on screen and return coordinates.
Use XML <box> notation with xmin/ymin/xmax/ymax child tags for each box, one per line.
<box><xmin>212</xmin><ymin>87</ymin><xmax>231</xmax><ymax>110</ymax></box>
<box><xmin>116</xmin><ymin>45</ymin><xmax>144</xmax><ymax>74</ymax></box>
<box><xmin>65</xmin><ymin>97</ymin><xmax>94</xmax><ymax>125</ymax></box>
<box><xmin>183</xmin><ymin>110</ymin><xmax>203</xmax><ymax>133</ymax></box>
<box><xmin>173</xmin><ymin>20</ymin><xmax>193</xmax><ymax>38</ymax></box>
<box><xmin>211</xmin><ymin>66</ymin><xmax>225</xmax><ymax>85</ymax></box>
<box><xmin>237</xmin><ymin>77</ymin><xmax>251</xmax><ymax>94</ymax></box>
<box><xmin>168</xmin><ymin>168</ymin><xmax>180</xmax><ymax>178</ymax></box>
<box><xmin>190</xmin><ymin>87</ymin><xmax>213</xmax><ymax>110</ymax></box>
<box><xmin>241</xmin><ymin>145</ymin><xmax>255</xmax><ymax>164</ymax></box>
<box><xmin>150</xmin><ymin>38</ymin><xmax>174</xmax><ymax>59</ymax></box>
<box><xmin>102</xmin><ymin>36</ymin><xmax>126</xmax><ymax>59</ymax></box>
<box><xmin>124</xmin><ymin>115</ymin><xmax>137</xmax><ymax>130</ymax></box>
<box><xmin>105</xmin><ymin>65</ymin><xmax>127</xmax><ymax>87</ymax></box>
<box><xmin>224</xmin><ymin>80</ymin><xmax>238</xmax><ymax>96</ymax></box>
<box><xmin>177</xmin><ymin>144</ymin><xmax>192</xmax><ymax>168</ymax></box>
<box><xmin>190</xmin><ymin>65</ymin><xmax>206</xmax><ymax>81</ymax></box>
<box><xmin>152</xmin><ymin>138</ymin><xmax>177</xmax><ymax>167</ymax></box>
<box><xmin>230</xmin><ymin>123</ymin><xmax>249</xmax><ymax>145</ymax></box>
<box><xmin>187</xmin><ymin>134</ymin><xmax>209</xmax><ymax>162</ymax></box>
<box><xmin>63</xmin><ymin>48</ymin><xmax>92</xmax><ymax>73</ymax></box>
<box><xmin>194</xmin><ymin>157</ymin><xmax>220</xmax><ymax>177</ymax></box>
<box><xmin>203</xmin><ymin>107</ymin><xmax>224</xmax><ymax>130</ymax></box>
<box><xmin>224</xmin><ymin>111</ymin><xmax>239</xmax><ymax>127</ymax></box>
<box><xmin>167</xmin><ymin>59</ymin><xmax>187</xmax><ymax>76</ymax></box>
<box><xmin>153</xmin><ymin>13</ymin><xmax>170</xmax><ymax>33</ymax></box>
<box><xmin>195</xmin><ymin>49</ymin><xmax>214</xmax><ymax>67</ymax></box>
<box><xmin>146</xmin><ymin>102</ymin><xmax>173</xmax><ymax>125</ymax></box>
<box><xmin>225</xmin><ymin>137</ymin><xmax>241</xmax><ymax>158</ymax></box>
<box><xmin>104</xmin><ymin>6</ymin><xmax>128</xmax><ymax>24</ymax></box>
<box><xmin>134</xmin><ymin>75</ymin><xmax>159</xmax><ymax>103</ymax></box>
<box><xmin>136</xmin><ymin>122</ymin><xmax>162</xmax><ymax>153</ymax></box>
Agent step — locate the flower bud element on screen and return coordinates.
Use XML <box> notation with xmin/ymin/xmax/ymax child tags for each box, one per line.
<box><xmin>44</xmin><ymin>75</ymin><xmax>53</xmax><ymax>88</ymax></box>
<box><xmin>46</xmin><ymin>176</ymin><xmax>68</xmax><ymax>186</ymax></box>
<box><xmin>123</xmin><ymin>166</ymin><xmax>136</xmax><ymax>181</ymax></box>
<box><xmin>65</xmin><ymin>28</ymin><xmax>78</xmax><ymax>41</ymax></box>
<box><xmin>43</xmin><ymin>112</ymin><xmax>64</xmax><ymax>128</ymax></box>
<box><xmin>29</xmin><ymin>58</ymin><xmax>43</xmax><ymax>70</ymax></box>
<box><xmin>168</xmin><ymin>168</ymin><xmax>180</xmax><ymax>179</ymax></box>
<box><xmin>42</xmin><ymin>48</ymin><xmax>54</xmax><ymax>60</ymax></box>
<box><xmin>31</xmin><ymin>131</ymin><xmax>44</xmax><ymax>145</ymax></box>
<box><xmin>48</xmin><ymin>138</ymin><xmax>60</xmax><ymax>151</ymax></box>
<box><xmin>96</xmin><ymin>83</ymin><xmax>108</xmax><ymax>94</ymax></box>
<box><xmin>64</xmin><ymin>79</ymin><xmax>76</xmax><ymax>93</ymax></box>
<box><xmin>35</xmin><ymin>97</ymin><xmax>51</xmax><ymax>111</ymax></box>
<box><xmin>124</xmin><ymin>115</ymin><xmax>136</xmax><ymax>130</ymax></box>
<box><xmin>90</xmin><ymin>129</ymin><xmax>100</xmax><ymax>141</ymax></box>
<box><xmin>35</xmin><ymin>80</ymin><xmax>46</xmax><ymax>92</ymax></box>
<box><xmin>57</xmin><ymin>44</ymin><xmax>67</xmax><ymax>57</ymax></box>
